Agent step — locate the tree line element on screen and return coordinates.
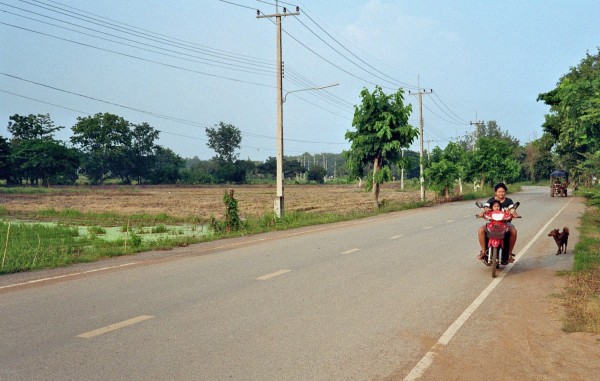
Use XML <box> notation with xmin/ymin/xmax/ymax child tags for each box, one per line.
<box><xmin>344</xmin><ymin>48</ymin><xmax>599</xmax><ymax>204</ymax></box>
<box><xmin>0</xmin><ymin>114</ymin><xmax>352</xmax><ymax>186</ymax></box>
<box><xmin>2</xmin><ymin>49</ymin><xmax>596</xmax><ymax>190</ymax></box>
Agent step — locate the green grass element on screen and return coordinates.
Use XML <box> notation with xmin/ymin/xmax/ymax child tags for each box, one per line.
<box><xmin>0</xmin><ymin>220</ymin><xmax>207</xmax><ymax>274</ymax></box>
<box><xmin>561</xmin><ymin>186</ymin><xmax>600</xmax><ymax>333</ymax></box>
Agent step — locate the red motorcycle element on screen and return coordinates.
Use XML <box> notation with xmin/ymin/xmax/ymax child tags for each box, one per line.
<box><xmin>475</xmin><ymin>201</ymin><xmax>521</xmax><ymax>277</ymax></box>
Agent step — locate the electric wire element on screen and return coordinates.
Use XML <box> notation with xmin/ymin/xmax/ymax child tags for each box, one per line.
<box><xmin>1</xmin><ymin>73</ymin><xmax>348</xmax><ymax>147</ymax></box>
<box><xmin>1</xmin><ymin>8</ymin><xmax>276</xmax><ymax>77</ymax></box>
<box><xmin>28</xmin><ymin>0</ymin><xmax>275</xmax><ymax>66</ymax></box>
<box><xmin>0</xmin><ymin>21</ymin><xmax>276</xmax><ymax>88</ymax></box>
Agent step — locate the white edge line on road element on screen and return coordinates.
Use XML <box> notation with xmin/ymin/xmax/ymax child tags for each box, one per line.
<box><xmin>403</xmin><ymin>198</ymin><xmax>574</xmax><ymax>381</ymax></box>
<box><xmin>0</xmin><ymin>263</ymin><xmax>137</xmax><ymax>291</ymax></box>
<box><xmin>341</xmin><ymin>248</ymin><xmax>360</xmax><ymax>255</ymax></box>
<box><xmin>256</xmin><ymin>269</ymin><xmax>291</xmax><ymax>281</ymax></box>
<box><xmin>77</xmin><ymin>315</ymin><xmax>154</xmax><ymax>339</ymax></box>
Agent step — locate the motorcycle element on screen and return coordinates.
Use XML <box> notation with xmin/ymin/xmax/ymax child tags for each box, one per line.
<box><xmin>475</xmin><ymin>201</ymin><xmax>521</xmax><ymax>277</ymax></box>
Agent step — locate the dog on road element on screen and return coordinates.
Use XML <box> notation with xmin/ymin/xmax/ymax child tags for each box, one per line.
<box><xmin>548</xmin><ymin>227</ymin><xmax>569</xmax><ymax>255</ymax></box>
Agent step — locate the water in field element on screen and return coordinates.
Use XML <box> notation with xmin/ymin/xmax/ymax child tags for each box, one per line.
<box><xmin>2</xmin><ymin>220</ymin><xmax>210</xmax><ymax>242</ymax></box>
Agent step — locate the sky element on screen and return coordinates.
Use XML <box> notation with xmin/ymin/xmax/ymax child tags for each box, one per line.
<box><xmin>1</xmin><ymin>0</ymin><xmax>599</xmax><ymax>162</ymax></box>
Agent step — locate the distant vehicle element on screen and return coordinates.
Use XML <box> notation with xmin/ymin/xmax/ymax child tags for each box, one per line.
<box><xmin>550</xmin><ymin>170</ymin><xmax>569</xmax><ymax>197</ymax></box>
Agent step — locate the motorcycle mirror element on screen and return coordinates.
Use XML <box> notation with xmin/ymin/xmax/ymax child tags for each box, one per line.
<box><xmin>475</xmin><ymin>201</ymin><xmax>484</xmax><ymax>208</ymax></box>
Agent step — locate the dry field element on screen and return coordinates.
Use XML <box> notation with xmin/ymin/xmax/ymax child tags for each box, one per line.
<box><xmin>0</xmin><ymin>184</ymin><xmax>433</xmax><ymax>220</ymax></box>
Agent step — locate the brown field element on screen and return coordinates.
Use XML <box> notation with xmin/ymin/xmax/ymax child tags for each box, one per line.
<box><xmin>0</xmin><ymin>184</ymin><xmax>434</xmax><ymax>220</ymax></box>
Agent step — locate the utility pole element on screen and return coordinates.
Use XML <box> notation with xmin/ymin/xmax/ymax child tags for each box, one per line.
<box><xmin>469</xmin><ymin>120</ymin><xmax>484</xmax><ymax>151</ymax></box>
<box><xmin>257</xmin><ymin>2</ymin><xmax>299</xmax><ymax>219</ymax></box>
<box><xmin>409</xmin><ymin>88</ymin><xmax>433</xmax><ymax>201</ymax></box>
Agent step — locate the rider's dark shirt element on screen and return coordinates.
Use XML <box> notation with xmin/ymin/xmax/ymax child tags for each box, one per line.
<box><xmin>486</xmin><ymin>197</ymin><xmax>514</xmax><ymax>211</ymax></box>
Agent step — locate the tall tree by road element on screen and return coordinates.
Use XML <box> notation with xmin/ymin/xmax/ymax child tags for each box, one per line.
<box><xmin>345</xmin><ymin>86</ymin><xmax>418</xmax><ymax>207</ymax></box>
<box><xmin>537</xmin><ymin>48</ymin><xmax>600</xmax><ymax>172</ymax></box>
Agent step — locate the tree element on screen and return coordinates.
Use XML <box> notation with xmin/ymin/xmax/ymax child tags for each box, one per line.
<box><xmin>425</xmin><ymin>142</ymin><xmax>467</xmax><ymax>198</ymax></box>
<box><xmin>5</xmin><ymin>114</ymin><xmax>79</xmax><ymax>186</ymax></box>
<box><xmin>537</xmin><ymin>48</ymin><xmax>600</xmax><ymax>170</ymax></box>
<box><xmin>147</xmin><ymin>147</ymin><xmax>184</xmax><ymax>184</ymax></box>
<box><xmin>345</xmin><ymin>86</ymin><xmax>418</xmax><ymax>207</ymax></box>
<box><xmin>522</xmin><ymin>139</ymin><xmax>555</xmax><ymax>182</ymax></box>
<box><xmin>0</xmin><ymin>136</ymin><xmax>11</xmax><ymax>181</ymax></box>
<box><xmin>10</xmin><ymin>139</ymin><xmax>80</xmax><ymax>186</ymax></box>
<box><xmin>71</xmin><ymin>113</ymin><xmax>131</xmax><ymax>184</ymax></box>
<box><xmin>307</xmin><ymin>165</ymin><xmax>327</xmax><ymax>184</ymax></box>
<box><xmin>7</xmin><ymin>113</ymin><xmax>62</xmax><ymax>141</ymax></box>
<box><xmin>467</xmin><ymin>137</ymin><xmax>521</xmax><ymax>187</ymax></box>
<box><xmin>206</xmin><ymin>122</ymin><xmax>241</xmax><ymax>163</ymax></box>
<box><xmin>256</xmin><ymin>156</ymin><xmax>305</xmax><ymax>179</ymax></box>
<box><xmin>130</xmin><ymin>122</ymin><xmax>160</xmax><ymax>184</ymax></box>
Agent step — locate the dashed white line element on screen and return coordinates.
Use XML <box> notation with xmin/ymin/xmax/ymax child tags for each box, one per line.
<box><xmin>341</xmin><ymin>248</ymin><xmax>360</xmax><ymax>255</ymax></box>
<box><xmin>390</xmin><ymin>235</ymin><xmax>404</xmax><ymax>239</ymax></box>
<box><xmin>422</xmin><ymin>226</ymin><xmax>433</xmax><ymax>230</ymax></box>
<box><xmin>256</xmin><ymin>269</ymin><xmax>291</xmax><ymax>281</ymax></box>
<box><xmin>77</xmin><ymin>315</ymin><xmax>154</xmax><ymax>339</ymax></box>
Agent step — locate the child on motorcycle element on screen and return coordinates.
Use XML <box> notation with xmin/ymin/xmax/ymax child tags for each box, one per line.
<box><xmin>477</xmin><ymin>183</ymin><xmax>519</xmax><ymax>262</ymax></box>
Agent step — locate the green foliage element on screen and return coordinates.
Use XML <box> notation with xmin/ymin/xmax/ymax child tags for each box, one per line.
<box><xmin>70</xmin><ymin>113</ymin><xmax>173</xmax><ymax>185</ymax></box>
<box><xmin>7</xmin><ymin>113</ymin><xmax>63</xmax><ymax>140</ymax></box>
<box><xmin>210</xmin><ymin>190</ymin><xmax>244</xmax><ymax>233</ymax></box>
<box><xmin>87</xmin><ymin>226</ymin><xmax>106</xmax><ymax>235</ymax></box>
<box><xmin>206</xmin><ymin>122</ymin><xmax>242</xmax><ymax>163</ymax></box>
<box><xmin>0</xmin><ymin>135</ymin><xmax>12</xmax><ymax>182</ymax></box>
<box><xmin>345</xmin><ymin>86</ymin><xmax>418</xmax><ymax>206</ymax></box>
<box><xmin>151</xmin><ymin>224</ymin><xmax>168</xmax><ymax>234</ymax></box>
<box><xmin>71</xmin><ymin>113</ymin><xmax>131</xmax><ymax>184</ymax></box>
<box><xmin>425</xmin><ymin>142</ymin><xmax>468</xmax><ymax>198</ymax></box>
<box><xmin>538</xmin><ymin>48</ymin><xmax>600</xmax><ymax>178</ymax></box>
<box><xmin>467</xmin><ymin>137</ymin><xmax>521</xmax><ymax>186</ymax></box>
<box><xmin>307</xmin><ymin>165</ymin><xmax>327</xmax><ymax>183</ymax></box>
<box><xmin>255</xmin><ymin>156</ymin><xmax>305</xmax><ymax>179</ymax></box>
<box><xmin>10</xmin><ymin>139</ymin><xmax>80</xmax><ymax>186</ymax></box>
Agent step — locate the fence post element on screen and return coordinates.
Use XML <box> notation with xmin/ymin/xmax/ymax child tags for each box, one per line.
<box><xmin>124</xmin><ymin>219</ymin><xmax>130</xmax><ymax>252</ymax></box>
<box><xmin>2</xmin><ymin>221</ymin><xmax>11</xmax><ymax>269</ymax></box>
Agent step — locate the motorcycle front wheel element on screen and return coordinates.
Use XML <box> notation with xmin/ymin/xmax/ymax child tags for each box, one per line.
<box><xmin>491</xmin><ymin>247</ymin><xmax>499</xmax><ymax>278</ymax></box>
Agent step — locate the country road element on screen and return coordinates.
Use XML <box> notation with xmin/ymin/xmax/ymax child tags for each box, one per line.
<box><xmin>1</xmin><ymin>186</ymin><xmax>595</xmax><ymax>380</ymax></box>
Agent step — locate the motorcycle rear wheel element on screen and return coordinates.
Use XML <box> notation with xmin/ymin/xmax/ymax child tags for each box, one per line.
<box><xmin>491</xmin><ymin>247</ymin><xmax>499</xmax><ymax>278</ymax></box>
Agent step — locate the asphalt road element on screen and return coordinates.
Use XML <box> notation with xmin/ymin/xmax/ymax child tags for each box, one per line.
<box><xmin>0</xmin><ymin>186</ymin><xmax>575</xmax><ymax>380</ymax></box>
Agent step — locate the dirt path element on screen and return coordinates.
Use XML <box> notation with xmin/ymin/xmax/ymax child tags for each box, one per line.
<box><xmin>393</xmin><ymin>197</ymin><xmax>600</xmax><ymax>381</ymax></box>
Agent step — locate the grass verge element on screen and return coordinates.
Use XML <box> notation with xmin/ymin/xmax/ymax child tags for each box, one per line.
<box><xmin>0</xmin><ymin>196</ymin><xmax>430</xmax><ymax>274</ymax></box>
<box><xmin>561</xmin><ymin>187</ymin><xmax>600</xmax><ymax>333</ymax></box>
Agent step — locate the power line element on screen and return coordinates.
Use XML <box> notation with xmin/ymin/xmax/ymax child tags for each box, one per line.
<box><xmin>0</xmin><ymin>21</ymin><xmax>276</xmax><ymax>88</ymax></box>
<box><xmin>1</xmin><ymin>74</ymin><xmax>348</xmax><ymax>147</ymax></box>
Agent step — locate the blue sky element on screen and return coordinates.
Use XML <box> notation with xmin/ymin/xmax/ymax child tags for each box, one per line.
<box><xmin>1</xmin><ymin>0</ymin><xmax>599</xmax><ymax>161</ymax></box>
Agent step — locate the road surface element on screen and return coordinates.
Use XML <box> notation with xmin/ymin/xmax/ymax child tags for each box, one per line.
<box><xmin>0</xmin><ymin>186</ymin><xmax>588</xmax><ymax>380</ymax></box>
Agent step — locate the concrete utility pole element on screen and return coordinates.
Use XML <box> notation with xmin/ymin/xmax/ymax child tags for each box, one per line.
<box><xmin>257</xmin><ymin>2</ymin><xmax>299</xmax><ymax>219</ymax></box>
<box><xmin>469</xmin><ymin>120</ymin><xmax>484</xmax><ymax>150</ymax></box>
<box><xmin>409</xmin><ymin>89</ymin><xmax>433</xmax><ymax>202</ymax></box>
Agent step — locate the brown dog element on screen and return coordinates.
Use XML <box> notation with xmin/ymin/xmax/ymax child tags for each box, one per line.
<box><xmin>548</xmin><ymin>227</ymin><xmax>569</xmax><ymax>255</ymax></box>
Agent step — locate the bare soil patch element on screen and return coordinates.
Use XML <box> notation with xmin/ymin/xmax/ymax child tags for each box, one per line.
<box><xmin>0</xmin><ymin>184</ymin><xmax>430</xmax><ymax>221</ymax></box>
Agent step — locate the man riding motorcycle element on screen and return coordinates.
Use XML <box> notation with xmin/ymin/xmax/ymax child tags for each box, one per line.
<box><xmin>477</xmin><ymin>182</ymin><xmax>519</xmax><ymax>263</ymax></box>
